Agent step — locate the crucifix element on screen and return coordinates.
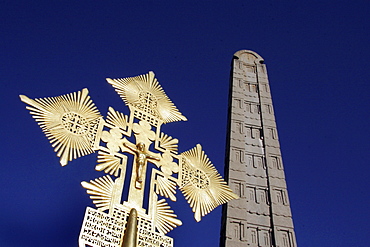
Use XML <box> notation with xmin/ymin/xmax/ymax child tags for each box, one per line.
<box><xmin>124</xmin><ymin>142</ymin><xmax>160</xmax><ymax>189</ymax></box>
<box><xmin>20</xmin><ymin>71</ymin><xmax>238</xmax><ymax>247</ymax></box>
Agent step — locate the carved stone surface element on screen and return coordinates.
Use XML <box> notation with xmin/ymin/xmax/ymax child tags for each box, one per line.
<box><xmin>220</xmin><ymin>50</ymin><xmax>297</xmax><ymax>247</ymax></box>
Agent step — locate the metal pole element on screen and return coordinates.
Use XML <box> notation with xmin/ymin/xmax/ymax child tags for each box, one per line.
<box><xmin>121</xmin><ymin>208</ymin><xmax>138</xmax><ymax>247</ymax></box>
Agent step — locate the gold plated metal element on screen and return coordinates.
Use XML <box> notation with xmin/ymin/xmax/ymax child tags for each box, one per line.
<box><xmin>121</xmin><ymin>208</ymin><xmax>138</xmax><ymax>247</ymax></box>
<box><xmin>20</xmin><ymin>88</ymin><xmax>103</xmax><ymax>166</ymax></box>
<box><xmin>20</xmin><ymin>71</ymin><xmax>238</xmax><ymax>247</ymax></box>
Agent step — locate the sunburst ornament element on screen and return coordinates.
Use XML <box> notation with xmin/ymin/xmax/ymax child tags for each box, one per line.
<box><xmin>106</xmin><ymin>71</ymin><xmax>187</xmax><ymax>124</ymax></box>
<box><xmin>81</xmin><ymin>175</ymin><xmax>115</xmax><ymax>212</ymax></box>
<box><xmin>179</xmin><ymin>144</ymin><xmax>239</xmax><ymax>222</ymax></box>
<box><xmin>154</xmin><ymin>198</ymin><xmax>182</xmax><ymax>234</ymax></box>
<box><xmin>20</xmin><ymin>88</ymin><xmax>102</xmax><ymax>166</ymax></box>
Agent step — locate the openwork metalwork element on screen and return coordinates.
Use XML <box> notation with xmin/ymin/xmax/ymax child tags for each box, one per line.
<box><xmin>20</xmin><ymin>71</ymin><xmax>238</xmax><ymax>247</ymax></box>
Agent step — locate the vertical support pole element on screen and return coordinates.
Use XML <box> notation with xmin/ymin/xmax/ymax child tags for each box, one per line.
<box><xmin>121</xmin><ymin>208</ymin><xmax>138</xmax><ymax>247</ymax></box>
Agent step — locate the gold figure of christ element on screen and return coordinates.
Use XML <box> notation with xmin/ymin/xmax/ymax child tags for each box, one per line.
<box><xmin>124</xmin><ymin>142</ymin><xmax>160</xmax><ymax>189</ymax></box>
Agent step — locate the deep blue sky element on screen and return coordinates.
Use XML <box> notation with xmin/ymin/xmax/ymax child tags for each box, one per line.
<box><xmin>1</xmin><ymin>1</ymin><xmax>369</xmax><ymax>246</ymax></box>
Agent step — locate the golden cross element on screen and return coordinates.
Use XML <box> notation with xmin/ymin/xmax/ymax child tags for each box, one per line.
<box><xmin>20</xmin><ymin>71</ymin><xmax>238</xmax><ymax>247</ymax></box>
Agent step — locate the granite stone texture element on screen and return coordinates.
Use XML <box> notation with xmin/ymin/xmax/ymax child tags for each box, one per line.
<box><xmin>220</xmin><ymin>50</ymin><xmax>297</xmax><ymax>247</ymax></box>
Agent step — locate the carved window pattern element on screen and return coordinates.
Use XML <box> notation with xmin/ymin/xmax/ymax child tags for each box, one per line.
<box><xmin>271</xmin><ymin>156</ymin><xmax>278</xmax><ymax>169</ymax></box>
<box><xmin>247</xmin><ymin>103</ymin><xmax>260</xmax><ymax>114</ymax></box>
<box><xmin>233</xmin><ymin>121</ymin><xmax>244</xmax><ymax>134</ymax></box>
<box><xmin>238</xmin><ymin>122</ymin><xmax>244</xmax><ymax>134</ymax></box>
<box><xmin>233</xmin><ymin>149</ymin><xmax>244</xmax><ymax>163</ymax></box>
<box><xmin>238</xmin><ymin>79</ymin><xmax>245</xmax><ymax>88</ymax></box>
<box><xmin>240</xmin><ymin>150</ymin><xmax>245</xmax><ymax>163</ymax></box>
<box><xmin>253</xmin><ymin>104</ymin><xmax>260</xmax><ymax>114</ymax></box>
<box><xmin>262</xmin><ymin>231</ymin><xmax>270</xmax><ymax>246</ymax></box>
<box><xmin>268</xmin><ymin>128</ymin><xmax>277</xmax><ymax>139</ymax></box>
<box><xmin>234</xmin><ymin>98</ymin><xmax>243</xmax><ymax>109</ymax></box>
<box><xmin>250</xmin><ymin>228</ymin><xmax>258</xmax><ymax>245</ymax></box>
<box><xmin>233</xmin><ymin>182</ymin><xmax>240</xmax><ymax>197</ymax></box>
<box><xmin>264</xmin><ymin>84</ymin><xmax>270</xmax><ymax>92</ymax></box>
<box><xmin>234</xmin><ymin>182</ymin><xmax>245</xmax><ymax>198</ymax></box>
<box><xmin>265</xmin><ymin>104</ymin><xmax>272</xmax><ymax>114</ymax></box>
<box><xmin>252</xmin><ymin>156</ymin><xmax>258</xmax><ymax>168</ymax></box>
<box><xmin>245</xmin><ymin>65</ymin><xmax>255</xmax><ymax>74</ymax></box>
<box><xmin>240</xmin><ymin>223</ymin><xmax>245</xmax><ymax>241</ymax></box>
<box><xmin>238</xmin><ymin>61</ymin><xmax>243</xmax><ymax>69</ymax></box>
<box><xmin>281</xmin><ymin>231</ymin><xmax>292</xmax><ymax>247</ymax></box>
<box><xmin>245</xmin><ymin>154</ymin><xmax>266</xmax><ymax>169</ymax></box>
<box><xmin>247</xmin><ymin>127</ymin><xmax>263</xmax><ymax>140</ymax></box>
<box><xmin>276</xmin><ymin>190</ymin><xmax>283</xmax><ymax>204</ymax></box>
<box><xmin>253</xmin><ymin>156</ymin><xmax>264</xmax><ymax>168</ymax></box>
<box><xmin>246</xmin><ymin>187</ymin><xmax>255</xmax><ymax>202</ymax></box>
<box><xmin>235</xmin><ymin>149</ymin><xmax>240</xmax><ymax>163</ymax></box>
<box><xmin>231</xmin><ymin>221</ymin><xmax>246</xmax><ymax>241</ymax></box>
<box><xmin>233</xmin><ymin>223</ymin><xmax>239</xmax><ymax>239</ymax></box>
<box><xmin>246</xmin><ymin>154</ymin><xmax>253</xmax><ymax>167</ymax></box>
<box><xmin>257</xmin><ymin>156</ymin><xmax>263</xmax><ymax>168</ymax></box>
<box><xmin>247</xmin><ymin>83</ymin><xmax>258</xmax><ymax>93</ymax></box>
<box><xmin>245</xmin><ymin>127</ymin><xmax>252</xmax><ymax>139</ymax></box>
<box><xmin>257</xmin><ymin>189</ymin><xmax>268</xmax><ymax>204</ymax></box>
<box><xmin>251</xmin><ymin>128</ymin><xmax>256</xmax><ymax>139</ymax></box>
<box><xmin>271</xmin><ymin>156</ymin><xmax>282</xmax><ymax>170</ymax></box>
<box><xmin>276</xmin><ymin>189</ymin><xmax>288</xmax><ymax>205</ymax></box>
<box><xmin>244</xmin><ymin>102</ymin><xmax>250</xmax><ymax>112</ymax></box>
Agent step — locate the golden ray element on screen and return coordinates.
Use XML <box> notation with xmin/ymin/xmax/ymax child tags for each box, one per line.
<box><xmin>96</xmin><ymin>149</ymin><xmax>122</xmax><ymax>177</ymax></box>
<box><xmin>20</xmin><ymin>88</ymin><xmax>102</xmax><ymax>166</ymax></box>
<box><xmin>106</xmin><ymin>107</ymin><xmax>128</xmax><ymax>130</ymax></box>
<box><xmin>158</xmin><ymin>132</ymin><xmax>178</xmax><ymax>153</ymax></box>
<box><xmin>155</xmin><ymin>175</ymin><xmax>177</xmax><ymax>202</ymax></box>
<box><xmin>154</xmin><ymin>199</ymin><xmax>182</xmax><ymax>235</ymax></box>
<box><xmin>81</xmin><ymin>175</ymin><xmax>114</xmax><ymax>212</ymax></box>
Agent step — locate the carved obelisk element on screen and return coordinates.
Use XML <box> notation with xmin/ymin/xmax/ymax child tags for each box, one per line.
<box><xmin>220</xmin><ymin>50</ymin><xmax>297</xmax><ymax>247</ymax></box>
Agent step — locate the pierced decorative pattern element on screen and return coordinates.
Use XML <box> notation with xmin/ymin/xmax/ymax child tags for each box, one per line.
<box><xmin>138</xmin><ymin>91</ymin><xmax>158</xmax><ymax>116</ymax></box>
<box><xmin>61</xmin><ymin>112</ymin><xmax>89</xmax><ymax>135</ymax></box>
<box><xmin>107</xmin><ymin>71</ymin><xmax>187</xmax><ymax>124</ymax></box>
<box><xmin>20</xmin><ymin>88</ymin><xmax>102</xmax><ymax>166</ymax></box>
<box><xmin>179</xmin><ymin>144</ymin><xmax>239</xmax><ymax>222</ymax></box>
<box><xmin>81</xmin><ymin>175</ymin><xmax>115</xmax><ymax>212</ymax></box>
<box><xmin>21</xmin><ymin>72</ymin><xmax>238</xmax><ymax>247</ymax></box>
<box><xmin>133</xmin><ymin>108</ymin><xmax>160</xmax><ymax>127</ymax></box>
<box><xmin>79</xmin><ymin>207</ymin><xmax>125</xmax><ymax>247</ymax></box>
<box><xmin>190</xmin><ymin>168</ymin><xmax>210</xmax><ymax>189</ymax></box>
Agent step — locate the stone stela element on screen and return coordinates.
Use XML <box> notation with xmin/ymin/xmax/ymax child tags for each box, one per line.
<box><xmin>220</xmin><ymin>50</ymin><xmax>297</xmax><ymax>247</ymax></box>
